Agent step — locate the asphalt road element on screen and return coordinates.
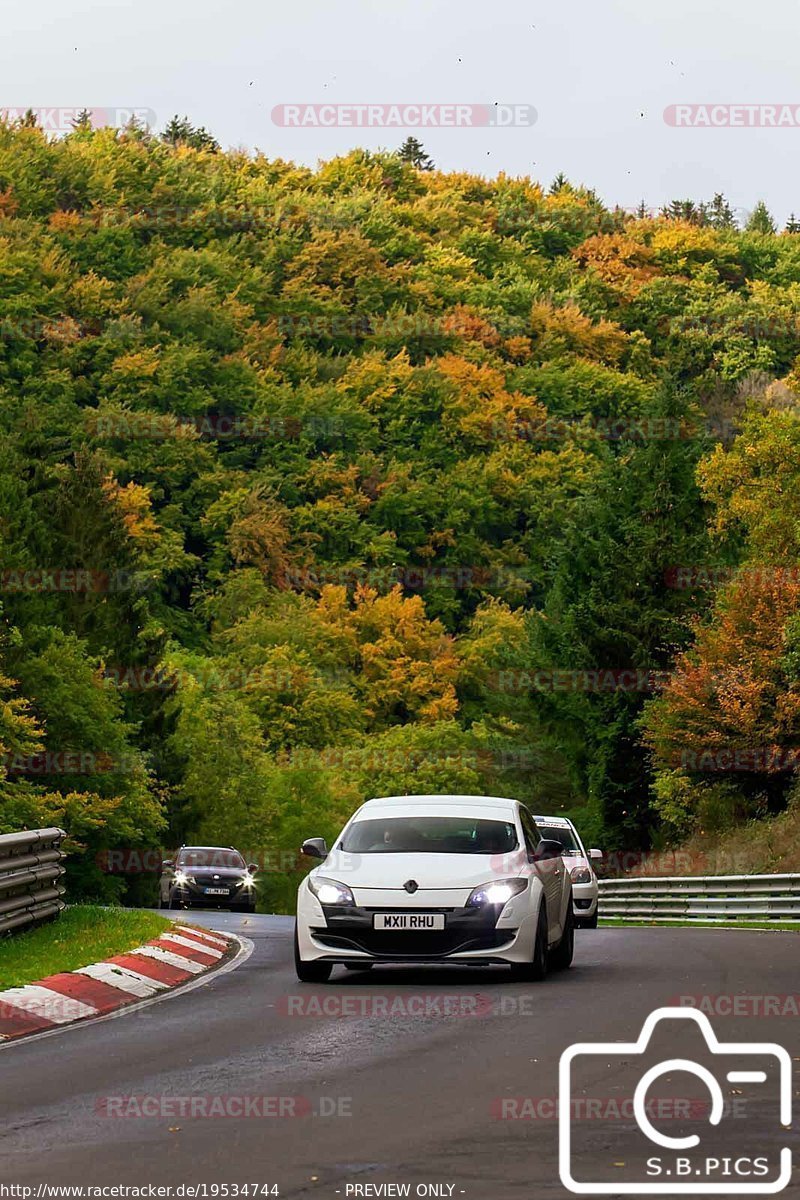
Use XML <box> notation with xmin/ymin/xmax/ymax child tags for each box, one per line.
<box><xmin>1</xmin><ymin>915</ymin><xmax>797</xmax><ymax>1198</ymax></box>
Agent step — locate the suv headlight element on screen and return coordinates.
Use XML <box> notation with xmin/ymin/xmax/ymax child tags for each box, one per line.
<box><xmin>174</xmin><ymin>871</ymin><xmax>194</xmax><ymax>886</ymax></box>
<box><xmin>241</xmin><ymin>872</ymin><xmax>256</xmax><ymax>888</ymax></box>
<box><xmin>466</xmin><ymin>878</ymin><xmax>528</xmax><ymax>908</ymax></box>
<box><xmin>570</xmin><ymin>866</ymin><xmax>592</xmax><ymax>885</ymax></box>
<box><xmin>309</xmin><ymin>876</ymin><xmax>355</xmax><ymax>906</ymax></box>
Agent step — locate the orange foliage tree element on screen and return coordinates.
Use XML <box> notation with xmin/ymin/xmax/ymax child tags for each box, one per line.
<box><xmin>643</xmin><ymin>571</ymin><xmax>800</xmax><ymax>778</ymax></box>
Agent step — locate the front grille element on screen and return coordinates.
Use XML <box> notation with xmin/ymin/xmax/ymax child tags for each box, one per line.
<box><xmin>189</xmin><ymin>875</ymin><xmax>235</xmax><ymax>889</ymax></box>
<box><xmin>315</xmin><ymin>901</ymin><xmax>515</xmax><ymax>959</ymax></box>
<box><xmin>574</xmin><ymin>898</ymin><xmax>592</xmax><ymax>910</ymax></box>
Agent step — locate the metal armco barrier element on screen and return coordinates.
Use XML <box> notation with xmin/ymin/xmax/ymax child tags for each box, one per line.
<box><xmin>598</xmin><ymin>873</ymin><xmax>800</xmax><ymax>923</ymax></box>
<box><xmin>0</xmin><ymin>828</ymin><xmax>67</xmax><ymax>936</ymax></box>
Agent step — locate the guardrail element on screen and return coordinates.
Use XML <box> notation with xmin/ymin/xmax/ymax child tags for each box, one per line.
<box><xmin>0</xmin><ymin>828</ymin><xmax>67</xmax><ymax>936</ymax></box>
<box><xmin>598</xmin><ymin>873</ymin><xmax>800</xmax><ymax>923</ymax></box>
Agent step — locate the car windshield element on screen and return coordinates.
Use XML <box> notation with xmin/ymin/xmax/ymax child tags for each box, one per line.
<box><xmin>537</xmin><ymin>825</ymin><xmax>583</xmax><ymax>856</ymax></box>
<box><xmin>177</xmin><ymin>849</ymin><xmax>245</xmax><ymax>869</ymax></box>
<box><xmin>341</xmin><ymin>816</ymin><xmax>518</xmax><ymax>854</ymax></box>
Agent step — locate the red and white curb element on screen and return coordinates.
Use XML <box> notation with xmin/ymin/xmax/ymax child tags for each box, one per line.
<box><xmin>0</xmin><ymin>925</ymin><xmax>237</xmax><ymax>1043</ymax></box>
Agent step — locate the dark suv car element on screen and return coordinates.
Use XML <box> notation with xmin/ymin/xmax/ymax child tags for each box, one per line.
<box><xmin>160</xmin><ymin>846</ymin><xmax>258</xmax><ymax>913</ymax></box>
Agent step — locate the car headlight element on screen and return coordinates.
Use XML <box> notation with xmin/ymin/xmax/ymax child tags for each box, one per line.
<box><xmin>570</xmin><ymin>866</ymin><xmax>592</xmax><ymax>885</ymax></box>
<box><xmin>309</xmin><ymin>876</ymin><xmax>355</xmax><ymax>906</ymax></box>
<box><xmin>466</xmin><ymin>878</ymin><xmax>528</xmax><ymax>908</ymax></box>
<box><xmin>174</xmin><ymin>871</ymin><xmax>194</xmax><ymax>886</ymax></box>
<box><xmin>241</xmin><ymin>872</ymin><xmax>256</xmax><ymax>888</ymax></box>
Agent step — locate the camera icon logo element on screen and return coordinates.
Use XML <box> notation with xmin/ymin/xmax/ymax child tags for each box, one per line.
<box><xmin>559</xmin><ymin>1006</ymin><xmax>792</xmax><ymax>1194</ymax></box>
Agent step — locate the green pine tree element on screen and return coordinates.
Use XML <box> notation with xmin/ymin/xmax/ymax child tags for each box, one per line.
<box><xmin>708</xmin><ymin>192</ymin><xmax>737</xmax><ymax>229</ymax></box>
<box><xmin>662</xmin><ymin>199</ymin><xmax>708</xmax><ymax>226</ymax></box>
<box><xmin>746</xmin><ymin>200</ymin><xmax>776</xmax><ymax>234</ymax></box>
<box><xmin>161</xmin><ymin>115</ymin><xmax>220</xmax><ymax>152</ymax></box>
<box><xmin>397</xmin><ymin>136</ymin><xmax>434</xmax><ymax>170</ymax></box>
<box><xmin>71</xmin><ymin>109</ymin><xmax>93</xmax><ymax>131</ymax></box>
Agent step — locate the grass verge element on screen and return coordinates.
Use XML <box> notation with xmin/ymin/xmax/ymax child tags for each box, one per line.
<box><xmin>0</xmin><ymin>905</ymin><xmax>172</xmax><ymax>990</ymax></box>
<box><xmin>599</xmin><ymin>918</ymin><xmax>800</xmax><ymax>932</ymax></box>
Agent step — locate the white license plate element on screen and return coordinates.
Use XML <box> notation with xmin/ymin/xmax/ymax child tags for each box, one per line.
<box><xmin>204</xmin><ymin>887</ymin><xmax>229</xmax><ymax>895</ymax></box>
<box><xmin>373</xmin><ymin>913</ymin><xmax>445</xmax><ymax>931</ymax></box>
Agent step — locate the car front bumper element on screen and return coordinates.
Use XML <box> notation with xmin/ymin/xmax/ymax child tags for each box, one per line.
<box><xmin>172</xmin><ymin>883</ymin><xmax>256</xmax><ymax>907</ymax></box>
<box><xmin>297</xmin><ymin>899</ymin><xmax>538</xmax><ymax>966</ymax></box>
<box><xmin>572</xmin><ymin>880</ymin><xmax>598</xmax><ymax>920</ymax></box>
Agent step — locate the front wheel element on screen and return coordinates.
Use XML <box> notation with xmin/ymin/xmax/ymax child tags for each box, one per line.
<box><xmin>550</xmin><ymin>903</ymin><xmax>574</xmax><ymax>970</ymax></box>
<box><xmin>294</xmin><ymin>924</ymin><xmax>332</xmax><ymax>983</ymax></box>
<box><xmin>509</xmin><ymin>905</ymin><xmax>548</xmax><ymax>982</ymax></box>
<box><xmin>168</xmin><ymin>892</ymin><xmax>182</xmax><ymax>910</ymax></box>
<box><xmin>578</xmin><ymin>909</ymin><xmax>598</xmax><ymax>929</ymax></box>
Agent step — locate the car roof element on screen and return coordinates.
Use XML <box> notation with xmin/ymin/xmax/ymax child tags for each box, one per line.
<box><xmin>362</xmin><ymin>794</ymin><xmax>518</xmax><ymax>811</ymax></box>
<box><xmin>179</xmin><ymin>845</ymin><xmax>240</xmax><ymax>852</ymax></box>
<box><xmin>357</xmin><ymin>792</ymin><xmax>520</xmax><ymax>820</ymax></box>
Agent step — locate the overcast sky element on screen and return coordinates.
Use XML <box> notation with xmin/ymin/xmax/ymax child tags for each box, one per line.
<box><xmin>6</xmin><ymin>0</ymin><xmax>800</xmax><ymax>224</ymax></box>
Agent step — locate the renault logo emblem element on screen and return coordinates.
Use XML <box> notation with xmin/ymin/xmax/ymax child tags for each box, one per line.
<box><xmin>404</xmin><ymin>879</ymin><xmax>419</xmax><ymax>894</ymax></box>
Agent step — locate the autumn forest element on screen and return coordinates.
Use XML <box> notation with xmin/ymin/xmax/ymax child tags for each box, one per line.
<box><xmin>1</xmin><ymin>117</ymin><xmax>799</xmax><ymax>901</ymax></box>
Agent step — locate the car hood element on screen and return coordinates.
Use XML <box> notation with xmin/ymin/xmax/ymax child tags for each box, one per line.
<box><xmin>178</xmin><ymin>866</ymin><xmax>245</xmax><ymax>878</ymax></box>
<box><xmin>316</xmin><ymin>849</ymin><xmax>526</xmax><ymax>890</ymax></box>
<box><xmin>560</xmin><ymin>853</ymin><xmax>594</xmax><ymax>875</ymax></box>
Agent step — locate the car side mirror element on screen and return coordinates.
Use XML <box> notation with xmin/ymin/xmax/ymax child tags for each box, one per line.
<box><xmin>531</xmin><ymin>838</ymin><xmax>564</xmax><ymax>862</ymax></box>
<box><xmin>589</xmin><ymin>848</ymin><xmax>603</xmax><ymax>861</ymax></box>
<box><xmin>248</xmin><ymin>863</ymin><xmax>259</xmax><ymax>874</ymax></box>
<box><xmin>162</xmin><ymin>859</ymin><xmax>174</xmax><ymax>870</ymax></box>
<box><xmin>301</xmin><ymin>837</ymin><xmax>328</xmax><ymax>859</ymax></box>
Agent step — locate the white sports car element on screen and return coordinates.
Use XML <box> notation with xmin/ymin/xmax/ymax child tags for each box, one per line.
<box><xmin>294</xmin><ymin>794</ymin><xmax>575</xmax><ymax>982</ymax></box>
<box><xmin>534</xmin><ymin>814</ymin><xmax>602</xmax><ymax>928</ymax></box>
